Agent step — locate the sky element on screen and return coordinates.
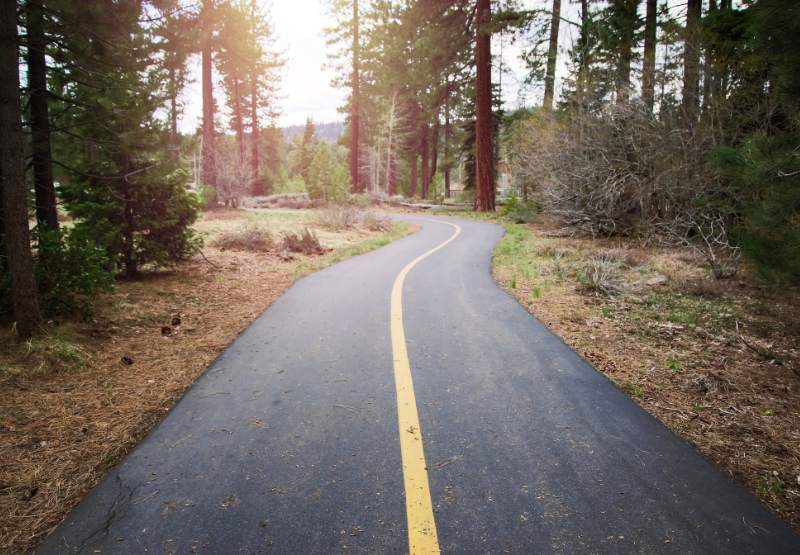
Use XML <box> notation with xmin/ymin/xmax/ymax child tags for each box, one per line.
<box><xmin>178</xmin><ymin>0</ymin><xmax>571</xmax><ymax>133</ymax></box>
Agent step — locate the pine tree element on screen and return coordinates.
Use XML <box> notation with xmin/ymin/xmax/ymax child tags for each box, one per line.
<box><xmin>682</xmin><ymin>0</ymin><xmax>702</xmax><ymax>120</ymax></box>
<box><xmin>25</xmin><ymin>0</ymin><xmax>58</xmax><ymax>230</ymax></box>
<box><xmin>1</xmin><ymin>0</ymin><xmax>42</xmax><ymax>338</ymax></box>
<box><xmin>201</xmin><ymin>0</ymin><xmax>217</xmax><ymax>188</ymax></box>
<box><xmin>56</xmin><ymin>0</ymin><xmax>199</xmax><ymax>276</ymax></box>
<box><xmin>641</xmin><ymin>0</ymin><xmax>657</xmax><ymax>111</ymax></box>
<box><xmin>543</xmin><ymin>0</ymin><xmax>562</xmax><ymax>111</ymax></box>
<box><xmin>474</xmin><ymin>0</ymin><xmax>495</xmax><ymax>211</ymax></box>
<box><xmin>295</xmin><ymin>118</ymin><xmax>318</xmax><ymax>183</ymax></box>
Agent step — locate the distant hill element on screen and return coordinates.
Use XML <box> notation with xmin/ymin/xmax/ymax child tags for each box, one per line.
<box><xmin>282</xmin><ymin>121</ymin><xmax>344</xmax><ymax>144</ymax></box>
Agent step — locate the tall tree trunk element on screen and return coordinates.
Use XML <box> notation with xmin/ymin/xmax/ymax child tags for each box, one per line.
<box><xmin>168</xmin><ymin>63</ymin><xmax>179</xmax><ymax>154</ymax></box>
<box><xmin>249</xmin><ymin>75</ymin><xmax>260</xmax><ymax>194</ymax></box>
<box><xmin>409</xmin><ymin>154</ymin><xmax>417</xmax><ymax>197</ymax></box>
<box><xmin>641</xmin><ymin>0</ymin><xmax>657</xmax><ymax>111</ymax></box>
<box><xmin>388</xmin><ymin>156</ymin><xmax>397</xmax><ymax>196</ymax></box>
<box><xmin>716</xmin><ymin>0</ymin><xmax>731</xmax><ymax>98</ymax></box>
<box><xmin>682</xmin><ymin>0</ymin><xmax>702</xmax><ymax>122</ymax></box>
<box><xmin>444</xmin><ymin>94</ymin><xmax>451</xmax><ymax>199</ymax></box>
<box><xmin>429</xmin><ymin>120</ymin><xmax>439</xmax><ymax>185</ymax></box>
<box><xmin>701</xmin><ymin>0</ymin><xmax>717</xmax><ymax>116</ymax></box>
<box><xmin>233</xmin><ymin>78</ymin><xmax>244</xmax><ymax>206</ymax></box>
<box><xmin>121</xmin><ymin>185</ymin><xmax>137</xmax><ymax>276</ymax></box>
<box><xmin>0</xmin><ymin>180</ymin><xmax>6</xmax><ymax>273</ymax></box>
<box><xmin>614</xmin><ymin>0</ymin><xmax>638</xmax><ymax>103</ymax></box>
<box><xmin>349</xmin><ymin>0</ymin><xmax>361</xmax><ymax>193</ymax></box>
<box><xmin>233</xmin><ymin>79</ymin><xmax>245</xmax><ymax>168</ymax></box>
<box><xmin>576</xmin><ymin>0</ymin><xmax>589</xmax><ymax>111</ymax></box>
<box><xmin>543</xmin><ymin>0</ymin><xmax>561</xmax><ymax>111</ymax></box>
<box><xmin>26</xmin><ymin>0</ymin><xmax>58</xmax><ymax>231</ymax></box>
<box><xmin>1</xmin><ymin>0</ymin><xmax>42</xmax><ymax>338</ymax></box>
<box><xmin>201</xmin><ymin>0</ymin><xmax>216</xmax><ymax>188</ymax></box>
<box><xmin>420</xmin><ymin>123</ymin><xmax>430</xmax><ymax>199</ymax></box>
<box><xmin>385</xmin><ymin>95</ymin><xmax>395</xmax><ymax>195</ymax></box>
<box><xmin>474</xmin><ymin>0</ymin><xmax>494</xmax><ymax>211</ymax></box>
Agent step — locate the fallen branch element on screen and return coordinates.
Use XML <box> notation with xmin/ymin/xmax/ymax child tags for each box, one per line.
<box><xmin>198</xmin><ymin>249</ymin><xmax>220</xmax><ymax>269</ymax></box>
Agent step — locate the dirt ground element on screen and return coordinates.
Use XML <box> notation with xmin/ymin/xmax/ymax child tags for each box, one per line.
<box><xmin>0</xmin><ymin>208</ymin><xmax>410</xmax><ymax>553</ymax></box>
<box><xmin>492</xmin><ymin>216</ymin><xmax>800</xmax><ymax>532</ymax></box>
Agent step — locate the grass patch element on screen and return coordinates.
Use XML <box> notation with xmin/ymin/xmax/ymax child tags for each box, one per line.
<box><xmin>622</xmin><ymin>381</ymin><xmax>645</xmax><ymax>398</ymax></box>
<box><xmin>636</xmin><ymin>293</ymin><xmax>737</xmax><ymax>332</ymax></box>
<box><xmin>5</xmin><ymin>331</ymin><xmax>90</xmax><ymax>376</ymax></box>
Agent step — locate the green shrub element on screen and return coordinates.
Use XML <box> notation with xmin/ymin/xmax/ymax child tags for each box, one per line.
<box><xmin>714</xmin><ymin>132</ymin><xmax>800</xmax><ymax>284</ymax></box>
<box><xmin>198</xmin><ymin>184</ymin><xmax>219</xmax><ymax>209</ymax></box>
<box><xmin>1</xmin><ymin>229</ymin><xmax>115</xmax><ymax>321</ymax></box>
<box><xmin>35</xmin><ymin>228</ymin><xmax>115</xmax><ymax>317</ymax></box>
<box><xmin>501</xmin><ymin>196</ymin><xmax>541</xmax><ymax>223</ymax></box>
<box><xmin>61</xmin><ymin>160</ymin><xmax>202</xmax><ymax>276</ymax></box>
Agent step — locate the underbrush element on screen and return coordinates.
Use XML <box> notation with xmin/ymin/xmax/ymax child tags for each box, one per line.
<box><xmin>314</xmin><ymin>204</ymin><xmax>391</xmax><ymax>232</ymax></box>
<box><xmin>281</xmin><ymin>228</ymin><xmax>327</xmax><ymax>255</ymax></box>
<box><xmin>211</xmin><ymin>224</ymin><xmax>274</xmax><ymax>252</ymax></box>
<box><xmin>492</xmin><ymin>218</ymin><xmax>800</xmax><ymax>531</ymax></box>
<box><xmin>315</xmin><ymin>204</ymin><xmax>362</xmax><ymax>230</ymax></box>
<box><xmin>0</xmin><ymin>330</ymin><xmax>89</xmax><ymax>377</ymax></box>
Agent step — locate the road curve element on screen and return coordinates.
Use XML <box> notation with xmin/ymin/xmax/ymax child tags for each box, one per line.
<box><xmin>37</xmin><ymin>216</ymin><xmax>799</xmax><ymax>554</ymax></box>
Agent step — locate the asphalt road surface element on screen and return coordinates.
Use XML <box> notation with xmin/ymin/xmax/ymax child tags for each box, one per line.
<box><xmin>37</xmin><ymin>216</ymin><xmax>800</xmax><ymax>554</ymax></box>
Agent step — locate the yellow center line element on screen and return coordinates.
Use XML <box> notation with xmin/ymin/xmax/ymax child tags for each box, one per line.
<box><xmin>391</xmin><ymin>219</ymin><xmax>461</xmax><ymax>555</ymax></box>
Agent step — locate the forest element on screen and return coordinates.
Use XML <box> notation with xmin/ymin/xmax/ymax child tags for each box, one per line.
<box><xmin>324</xmin><ymin>0</ymin><xmax>798</xmax><ymax>282</ymax></box>
<box><xmin>1</xmin><ymin>0</ymin><xmax>800</xmax><ymax>551</ymax></box>
<box><xmin>1</xmin><ymin>0</ymin><xmax>798</xmax><ymax>340</ymax></box>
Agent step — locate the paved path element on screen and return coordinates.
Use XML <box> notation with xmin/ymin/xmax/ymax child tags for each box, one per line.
<box><xmin>38</xmin><ymin>217</ymin><xmax>799</xmax><ymax>554</ymax></box>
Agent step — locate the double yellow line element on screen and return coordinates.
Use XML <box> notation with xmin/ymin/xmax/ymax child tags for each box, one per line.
<box><xmin>390</xmin><ymin>220</ymin><xmax>461</xmax><ymax>554</ymax></box>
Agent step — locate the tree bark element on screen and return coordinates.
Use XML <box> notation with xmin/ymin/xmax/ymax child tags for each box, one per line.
<box><xmin>388</xmin><ymin>156</ymin><xmax>397</xmax><ymax>196</ymax></box>
<box><xmin>682</xmin><ymin>0</ymin><xmax>702</xmax><ymax>122</ymax></box>
<box><xmin>444</xmin><ymin>95</ymin><xmax>451</xmax><ymax>199</ymax></box>
<box><xmin>576</xmin><ymin>0</ymin><xmax>589</xmax><ymax>111</ymax></box>
<box><xmin>201</xmin><ymin>0</ymin><xmax>216</xmax><ymax>188</ymax></box>
<box><xmin>543</xmin><ymin>0</ymin><xmax>561</xmax><ymax>111</ymax></box>
<box><xmin>349</xmin><ymin>0</ymin><xmax>361</xmax><ymax>193</ymax></box>
<box><xmin>0</xmin><ymin>180</ymin><xmax>6</xmax><ymax>273</ymax></box>
<box><xmin>233</xmin><ymin>78</ymin><xmax>245</xmax><ymax>168</ymax></box>
<box><xmin>614</xmin><ymin>0</ymin><xmax>639</xmax><ymax>103</ymax></box>
<box><xmin>249</xmin><ymin>75</ymin><xmax>260</xmax><ymax>194</ymax></box>
<box><xmin>430</xmin><ymin>119</ymin><xmax>439</xmax><ymax>184</ymax></box>
<box><xmin>701</xmin><ymin>0</ymin><xmax>717</xmax><ymax>115</ymax></box>
<box><xmin>641</xmin><ymin>0</ymin><xmax>657</xmax><ymax>111</ymax></box>
<box><xmin>168</xmin><ymin>63</ymin><xmax>179</xmax><ymax>154</ymax></box>
<box><xmin>474</xmin><ymin>0</ymin><xmax>494</xmax><ymax>211</ymax></box>
<box><xmin>26</xmin><ymin>0</ymin><xmax>58</xmax><ymax>231</ymax></box>
<box><xmin>409</xmin><ymin>154</ymin><xmax>417</xmax><ymax>197</ymax></box>
<box><xmin>1</xmin><ymin>0</ymin><xmax>42</xmax><ymax>338</ymax></box>
<box><xmin>420</xmin><ymin>123</ymin><xmax>430</xmax><ymax>199</ymax></box>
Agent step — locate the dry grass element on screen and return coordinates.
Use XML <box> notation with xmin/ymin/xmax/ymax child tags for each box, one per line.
<box><xmin>0</xmin><ymin>208</ymin><xmax>410</xmax><ymax>553</ymax></box>
<box><xmin>493</xmin><ymin>220</ymin><xmax>800</xmax><ymax>532</ymax></box>
<box><xmin>211</xmin><ymin>224</ymin><xmax>274</xmax><ymax>252</ymax></box>
<box><xmin>315</xmin><ymin>204</ymin><xmax>362</xmax><ymax>230</ymax></box>
<box><xmin>314</xmin><ymin>204</ymin><xmax>392</xmax><ymax>233</ymax></box>
<box><xmin>281</xmin><ymin>228</ymin><xmax>327</xmax><ymax>255</ymax></box>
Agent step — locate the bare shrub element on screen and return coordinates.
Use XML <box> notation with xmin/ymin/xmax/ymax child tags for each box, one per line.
<box><xmin>316</xmin><ymin>204</ymin><xmax>362</xmax><ymax>230</ymax></box>
<box><xmin>579</xmin><ymin>255</ymin><xmax>623</xmax><ymax>296</ymax></box>
<box><xmin>656</xmin><ymin>212</ymin><xmax>741</xmax><ymax>278</ymax></box>
<box><xmin>212</xmin><ymin>225</ymin><xmax>273</xmax><ymax>252</ymax></box>
<box><xmin>514</xmin><ymin>103</ymin><xmax>740</xmax><ymax>278</ymax></box>
<box><xmin>594</xmin><ymin>248</ymin><xmax>645</xmax><ymax>268</ymax></box>
<box><xmin>246</xmin><ymin>193</ymin><xmax>315</xmax><ymax>210</ymax></box>
<box><xmin>362</xmin><ymin>211</ymin><xmax>390</xmax><ymax>232</ymax></box>
<box><xmin>282</xmin><ymin>228</ymin><xmax>326</xmax><ymax>255</ymax></box>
